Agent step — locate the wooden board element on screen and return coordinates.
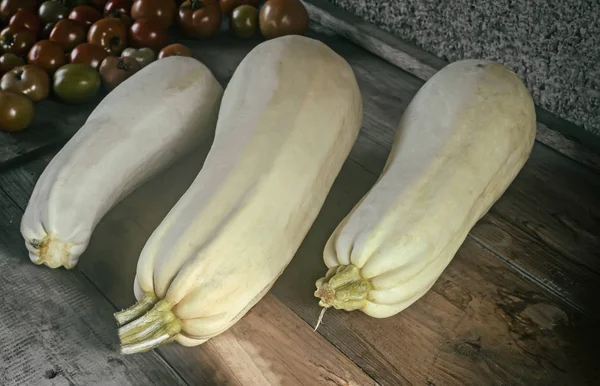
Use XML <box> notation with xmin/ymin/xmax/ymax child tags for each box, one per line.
<box><xmin>0</xmin><ymin>145</ymin><xmax>375</xmax><ymax>386</ymax></box>
<box><xmin>3</xmin><ymin>147</ymin><xmax>597</xmax><ymax>385</ymax></box>
<box><xmin>0</xmin><ymin>189</ymin><xmax>185</xmax><ymax>386</ymax></box>
<box><xmin>271</xmin><ymin>159</ymin><xmax>600</xmax><ymax>385</ymax></box>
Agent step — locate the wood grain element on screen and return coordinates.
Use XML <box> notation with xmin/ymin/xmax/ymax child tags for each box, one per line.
<box><xmin>0</xmin><ymin>146</ymin><xmax>375</xmax><ymax>386</ymax></box>
<box><xmin>271</xmin><ymin>159</ymin><xmax>599</xmax><ymax>385</ymax></box>
<box><xmin>0</xmin><ymin>190</ymin><xmax>185</xmax><ymax>386</ymax></box>
<box><xmin>471</xmin><ymin>143</ymin><xmax>600</xmax><ymax>316</ymax></box>
<box><xmin>302</xmin><ymin>0</ymin><xmax>600</xmax><ymax>171</ymax></box>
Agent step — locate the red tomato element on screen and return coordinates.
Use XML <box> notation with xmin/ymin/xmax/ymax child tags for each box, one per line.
<box><xmin>68</xmin><ymin>5</ymin><xmax>102</xmax><ymax>28</ymax></box>
<box><xmin>9</xmin><ymin>10</ymin><xmax>41</xmax><ymax>36</ymax></box>
<box><xmin>0</xmin><ymin>0</ymin><xmax>36</xmax><ymax>23</ymax></box>
<box><xmin>27</xmin><ymin>40</ymin><xmax>66</xmax><ymax>73</ymax></box>
<box><xmin>50</xmin><ymin>19</ymin><xmax>87</xmax><ymax>52</ymax></box>
<box><xmin>131</xmin><ymin>0</ymin><xmax>176</xmax><ymax>28</ymax></box>
<box><xmin>0</xmin><ymin>25</ymin><xmax>36</xmax><ymax>56</ymax></box>
<box><xmin>69</xmin><ymin>42</ymin><xmax>109</xmax><ymax>70</ymax></box>
<box><xmin>104</xmin><ymin>0</ymin><xmax>133</xmax><ymax>27</ymax></box>
<box><xmin>158</xmin><ymin>43</ymin><xmax>191</xmax><ymax>59</ymax></box>
<box><xmin>88</xmin><ymin>18</ymin><xmax>128</xmax><ymax>55</ymax></box>
<box><xmin>259</xmin><ymin>0</ymin><xmax>309</xmax><ymax>40</ymax></box>
<box><xmin>177</xmin><ymin>0</ymin><xmax>221</xmax><ymax>39</ymax></box>
<box><xmin>128</xmin><ymin>18</ymin><xmax>167</xmax><ymax>51</ymax></box>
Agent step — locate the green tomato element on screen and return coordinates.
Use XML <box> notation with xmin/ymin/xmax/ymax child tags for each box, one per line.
<box><xmin>121</xmin><ymin>47</ymin><xmax>156</xmax><ymax>68</ymax></box>
<box><xmin>53</xmin><ymin>63</ymin><xmax>101</xmax><ymax>104</ymax></box>
<box><xmin>230</xmin><ymin>5</ymin><xmax>258</xmax><ymax>39</ymax></box>
<box><xmin>38</xmin><ymin>1</ymin><xmax>69</xmax><ymax>24</ymax></box>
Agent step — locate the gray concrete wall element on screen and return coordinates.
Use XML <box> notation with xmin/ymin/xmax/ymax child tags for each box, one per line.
<box><xmin>327</xmin><ymin>0</ymin><xmax>600</xmax><ymax>137</ymax></box>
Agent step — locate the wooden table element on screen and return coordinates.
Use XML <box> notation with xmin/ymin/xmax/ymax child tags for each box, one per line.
<box><xmin>1</xmin><ymin>9</ymin><xmax>599</xmax><ymax>386</ymax></box>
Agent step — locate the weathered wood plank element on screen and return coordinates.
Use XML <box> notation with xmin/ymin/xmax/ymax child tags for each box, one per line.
<box><xmin>0</xmin><ymin>190</ymin><xmax>185</xmax><ymax>386</ymax></box>
<box><xmin>1</xmin><ymin>145</ymin><xmax>376</xmax><ymax>385</ymax></box>
<box><xmin>302</xmin><ymin>0</ymin><xmax>600</xmax><ymax>170</ymax></box>
<box><xmin>471</xmin><ymin>143</ymin><xmax>600</xmax><ymax>317</ymax></box>
<box><xmin>271</xmin><ymin>159</ymin><xmax>599</xmax><ymax>385</ymax></box>
<box><xmin>0</xmin><ymin>100</ymin><xmax>97</xmax><ymax>171</ymax></box>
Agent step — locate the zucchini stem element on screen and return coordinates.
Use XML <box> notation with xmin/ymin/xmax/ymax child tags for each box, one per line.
<box><xmin>114</xmin><ymin>292</ymin><xmax>158</xmax><ymax>326</ymax></box>
<box><xmin>314</xmin><ymin>264</ymin><xmax>372</xmax><ymax>311</ymax></box>
<box><xmin>116</xmin><ymin>299</ymin><xmax>182</xmax><ymax>355</ymax></box>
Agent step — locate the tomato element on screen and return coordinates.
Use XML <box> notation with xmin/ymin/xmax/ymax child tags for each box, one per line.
<box><xmin>0</xmin><ymin>90</ymin><xmax>34</xmax><ymax>132</ymax></box>
<box><xmin>259</xmin><ymin>0</ymin><xmax>308</xmax><ymax>40</ymax></box>
<box><xmin>229</xmin><ymin>4</ymin><xmax>257</xmax><ymax>39</ymax></box>
<box><xmin>177</xmin><ymin>0</ymin><xmax>221</xmax><ymax>39</ymax></box>
<box><xmin>38</xmin><ymin>1</ymin><xmax>70</xmax><ymax>25</ymax></box>
<box><xmin>220</xmin><ymin>0</ymin><xmax>259</xmax><ymax>17</ymax></box>
<box><xmin>50</xmin><ymin>19</ymin><xmax>87</xmax><ymax>52</ymax></box>
<box><xmin>0</xmin><ymin>0</ymin><xmax>36</xmax><ymax>23</ymax></box>
<box><xmin>88</xmin><ymin>18</ymin><xmax>127</xmax><ymax>55</ymax></box>
<box><xmin>158</xmin><ymin>43</ymin><xmax>191</xmax><ymax>59</ymax></box>
<box><xmin>0</xmin><ymin>52</ymin><xmax>24</xmax><ymax>76</ymax></box>
<box><xmin>53</xmin><ymin>63</ymin><xmax>101</xmax><ymax>103</ymax></box>
<box><xmin>9</xmin><ymin>10</ymin><xmax>41</xmax><ymax>36</ymax></box>
<box><xmin>104</xmin><ymin>0</ymin><xmax>133</xmax><ymax>27</ymax></box>
<box><xmin>128</xmin><ymin>18</ymin><xmax>167</xmax><ymax>51</ymax></box>
<box><xmin>98</xmin><ymin>55</ymin><xmax>140</xmax><ymax>90</ymax></box>
<box><xmin>0</xmin><ymin>25</ymin><xmax>36</xmax><ymax>56</ymax></box>
<box><xmin>68</xmin><ymin>5</ymin><xmax>102</xmax><ymax>28</ymax></box>
<box><xmin>27</xmin><ymin>40</ymin><xmax>66</xmax><ymax>73</ymax></box>
<box><xmin>121</xmin><ymin>46</ymin><xmax>154</xmax><ymax>67</ymax></box>
<box><xmin>1</xmin><ymin>64</ymin><xmax>50</xmax><ymax>102</ymax></box>
<box><xmin>131</xmin><ymin>0</ymin><xmax>176</xmax><ymax>27</ymax></box>
<box><xmin>69</xmin><ymin>42</ymin><xmax>109</xmax><ymax>69</ymax></box>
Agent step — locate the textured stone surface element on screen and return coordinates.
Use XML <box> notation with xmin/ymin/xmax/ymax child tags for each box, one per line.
<box><xmin>327</xmin><ymin>0</ymin><xmax>600</xmax><ymax>136</ymax></box>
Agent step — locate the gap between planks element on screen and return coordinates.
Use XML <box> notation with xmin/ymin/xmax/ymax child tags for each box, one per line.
<box><xmin>301</xmin><ymin>0</ymin><xmax>600</xmax><ymax>172</ymax></box>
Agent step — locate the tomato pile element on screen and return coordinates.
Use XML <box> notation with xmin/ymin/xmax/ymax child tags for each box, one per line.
<box><xmin>0</xmin><ymin>0</ymin><xmax>309</xmax><ymax>132</ymax></box>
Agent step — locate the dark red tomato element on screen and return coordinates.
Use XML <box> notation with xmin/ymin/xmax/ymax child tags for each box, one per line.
<box><xmin>69</xmin><ymin>42</ymin><xmax>109</xmax><ymax>70</ymax></box>
<box><xmin>9</xmin><ymin>10</ymin><xmax>41</xmax><ymax>36</ymax></box>
<box><xmin>68</xmin><ymin>5</ymin><xmax>102</xmax><ymax>28</ymax></box>
<box><xmin>50</xmin><ymin>19</ymin><xmax>87</xmax><ymax>52</ymax></box>
<box><xmin>177</xmin><ymin>0</ymin><xmax>221</xmax><ymax>39</ymax></box>
<box><xmin>27</xmin><ymin>39</ymin><xmax>66</xmax><ymax>73</ymax></box>
<box><xmin>104</xmin><ymin>0</ymin><xmax>133</xmax><ymax>27</ymax></box>
<box><xmin>259</xmin><ymin>0</ymin><xmax>308</xmax><ymax>40</ymax></box>
<box><xmin>88</xmin><ymin>18</ymin><xmax>127</xmax><ymax>55</ymax></box>
<box><xmin>220</xmin><ymin>0</ymin><xmax>259</xmax><ymax>16</ymax></box>
<box><xmin>128</xmin><ymin>18</ymin><xmax>167</xmax><ymax>51</ymax></box>
<box><xmin>131</xmin><ymin>0</ymin><xmax>176</xmax><ymax>27</ymax></box>
<box><xmin>0</xmin><ymin>25</ymin><xmax>36</xmax><ymax>56</ymax></box>
<box><xmin>0</xmin><ymin>0</ymin><xmax>36</xmax><ymax>23</ymax></box>
<box><xmin>158</xmin><ymin>43</ymin><xmax>191</xmax><ymax>59</ymax></box>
